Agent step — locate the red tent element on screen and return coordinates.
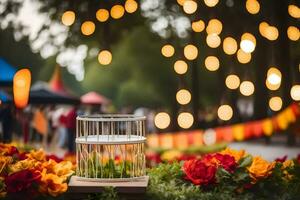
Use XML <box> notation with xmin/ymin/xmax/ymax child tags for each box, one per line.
<box><xmin>81</xmin><ymin>91</ymin><xmax>110</xmax><ymax>105</ymax></box>
<box><xmin>48</xmin><ymin>65</ymin><xmax>70</xmax><ymax>96</ymax></box>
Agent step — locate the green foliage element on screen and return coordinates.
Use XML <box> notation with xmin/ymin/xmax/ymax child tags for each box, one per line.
<box><xmin>88</xmin><ymin>187</ymin><xmax>119</xmax><ymax>200</ymax></box>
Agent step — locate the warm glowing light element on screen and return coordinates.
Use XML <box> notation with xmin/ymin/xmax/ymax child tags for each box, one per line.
<box><xmin>81</xmin><ymin>21</ymin><xmax>95</xmax><ymax>36</ymax></box>
<box><xmin>206</xmin><ymin>19</ymin><xmax>222</xmax><ymax>35</ymax></box>
<box><xmin>154</xmin><ymin>112</ymin><xmax>171</xmax><ymax>129</ymax></box>
<box><xmin>237</xmin><ymin>49</ymin><xmax>251</xmax><ymax>64</ymax></box>
<box><xmin>218</xmin><ymin>104</ymin><xmax>233</xmax><ymax>121</ymax></box>
<box><xmin>192</xmin><ymin>20</ymin><xmax>205</xmax><ymax>32</ymax></box>
<box><xmin>266</xmin><ymin>79</ymin><xmax>280</xmax><ymax>91</ymax></box>
<box><xmin>206</xmin><ymin>34</ymin><xmax>221</xmax><ymax>48</ymax></box>
<box><xmin>177</xmin><ymin>0</ymin><xmax>186</xmax><ymax>6</ymax></box>
<box><xmin>176</xmin><ymin>89</ymin><xmax>192</xmax><ymax>105</ymax></box>
<box><xmin>125</xmin><ymin>0</ymin><xmax>138</xmax><ymax>13</ymax></box>
<box><xmin>96</xmin><ymin>9</ymin><xmax>109</xmax><ymax>22</ymax></box>
<box><xmin>98</xmin><ymin>50</ymin><xmax>112</xmax><ymax>65</ymax></box>
<box><xmin>246</xmin><ymin>0</ymin><xmax>260</xmax><ymax>15</ymax></box>
<box><xmin>291</xmin><ymin>85</ymin><xmax>300</xmax><ymax>101</ymax></box>
<box><xmin>177</xmin><ymin>112</ymin><xmax>194</xmax><ymax>129</ymax></box>
<box><xmin>288</xmin><ymin>5</ymin><xmax>300</xmax><ymax>19</ymax></box>
<box><xmin>111</xmin><ymin>5</ymin><xmax>125</xmax><ymax>19</ymax></box>
<box><xmin>184</xmin><ymin>44</ymin><xmax>198</xmax><ymax>60</ymax></box>
<box><xmin>13</xmin><ymin>69</ymin><xmax>31</xmax><ymax>108</ymax></box>
<box><xmin>239</xmin><ymin>81</ymin><xmax>254</xmax><ymax>96</ymax></box>
<box><xmin>264</xmin><ymin>26</ymin><xmax>279</xmax><ymax>41</ymax></box>
<box><xmin>61</xmin><ymin>11</ymin><xmax>75</xmax><ymax>26</ymax></box>
<box><xmin>204</xmin><ymin>56</ymin><xmax>220</xmax><ymax>71</ymax></box>
<box><xmin>203</xmin><ymin>129</ymin><xmax>216</xmax><ymax>145</ymax></box>
<box><xmin>225</xmin><ymin>74</ymin><xmax>240</xmax><ymax>90</ymax></box>
<box><xmin>269</xmin><ymin>96</ymin><xmax>283</xmax><ymax>111</ymax></box>
<box><xmin>267</xmin><ymin>67</ymin><xmax>282</xmax><ymax>85</ymax></box>
<box><xmin>161</xmin><ymin>44</ymin><xmax>175</xmax><ymax>57</ymax></box>
<box><xmin>174</xmin><ymin>60</ymin><xmax>188</xmax><ymax>75</ymax></box>
<box><xmin>287</xmin><ymin>26</ymin><xmax>300</xmax><ymax>41</ymax></box>
<box><xmin>183</xmin><ymin>0</ymin><xmax>198</xmax><ymax>14</ymax></box>
<box><xmin>204</xmin><ymin>0</ymin><xmax>219</xmax><ymax>7</ymax></box>
<box><xmin>259</xmin><ymin>21</ymin><xmax>269</xmax><ymax>36</ymax></box>
<box><xmin>240</xmin><ymin>33</ymin><xmax>256</xmax><ymax>53</ymax></box>
<box><xmin>223</xmin><ymin>37</ymin><xmax>238</xmax><ymax>55</ymax></box>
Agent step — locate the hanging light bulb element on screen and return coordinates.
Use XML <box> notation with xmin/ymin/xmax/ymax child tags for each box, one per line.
<box><xmin>192</xmin><ymin>20</ymin><xmax>205</xmax><ymax>32</ymax></box>
<box><xmin>183</xmin><ymin>0</ymin><xmax>197</xmax><ymax>14</ymax></box>
<box><xmin>206</xmin><ymin>19</ymin><xmax>222</xmax><ymax>35</ymax></box>
<box><xmin>223</xmin><ymin>37</ymin><xmax>238</xmax><ymax>55</ymax></box>
<box><xmin>217</xmin><ymin>104</ymin><xmax>233</xmax><ymax>121</ymax></box>
<box><xmin>246</xmin><ymin>0</ymin><xmax>260</xmax><ymax>15</ymax></box>
<box><xmin>290</xmin><ymin>85</ymin><xmax>300</xmax><ymax>101</ymax></box>
<box><xmin>111</xmin><ymin>5</ymin><xmax>125</xmax><ymax>19</ymax></box>
<box><xmin>161</xmin><ymin>44</ymin><xmax>175</xmax><ymax>57</ymax></box>
<box><xmin>177</xmin><ymin>112</ymin><xmax>194</xmax><ymax>129</ymax></box>
<box><xmin>176</xmin><ymin>89</ymin><xmax>192</xmax><ymax>105</ymax></box>
<box><xmin>204</xmin><ymin>0</ymin><xmax>219</xmax><ymax>7</ymax></box>
<box><xmin>13</xmin><ymin>69</ymin><xmax>31</xmax><ymax>108</ymax></box>
<box><xmin>81</xmin><ymin>21</ymin><xmax>95</xmax><ymax>36</ymax></box>
<box><xmin>288</xmin><ymin>5</ymin><xmax>300</xmax><ymax>19</ymax></box>
<box><xmin>269</xmin><ymin>96</ymin><xmax>283</xmax><ymax>111</ymax></box>
<box><xmin>184</xmin><ymin>44</ymin><xmax>198</xmax><ymax>60</ymax></box>
<box><xmin>225</xmin><ymin>74</ymin><xmax>240</xmax><ymax>90</ymax></box>
<box><xmin>96</xmin><ymin>9</ymin><xmax>109</xmax><ymax>22</ymax></box>
<box><xmin>237</xmin><ymin>49</ymin><xmax>251</xmax><ymax>64</ymax></box>
<box><xmin>287</xmin><ymin>26</ymin><xmax>300</xmax><ymax>41</ymax></box>
<box><xmin>204</xmin><ymin>56</ymin><xmax>220</xmax><ymax>71</ymax></box>
<box><xmin>239</xmin><ymin>81</ymin><xmax>255</xmax><ymax>96</ymax></box>
<box><xmin>154</xmin><ymin>112</ymin><xmax>171</xmax><ymax>129</ymax></box>
<box><xmin>240</xmin><ymin>33</ymin><xmax>256</xmax><ymax>53</ymax></box>
<box><xmin>98</xmin><ymin>50</ymin><xmax>112</xmax><ymax>65</ymax></box>
<box><xmin>125</xmin><ymin>0</ymin><xmax>138</xmax><ymax>13</ymax></box>
<box><xmin>61</xmin><ymin>11</ymin><xmax>75</xmax><ymax>26</ymax></box>
<box><xmin>206</xmin><ymin>34</ymin><xmax>221</xmax><ymax>48</ymax></box>
<box><xmin>267</xmin><ymin>67</ymin><xmax>282</xmax><ymax>85</ymax></box>
<box><xmin>174</xmin><ymin>60</ymin><xmax>188</xmax><ymax>74</ymax></box>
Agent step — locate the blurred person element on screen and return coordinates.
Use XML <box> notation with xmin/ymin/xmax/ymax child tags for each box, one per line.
<box><xmin>0</xmin><ymin>105</ymin><xmax>13</xmax><ymax>143</ymax></box>
<box><xmin>65</xmin><ymin>106</ymin><xmax>77</xmax><ymax>152</ymax></box>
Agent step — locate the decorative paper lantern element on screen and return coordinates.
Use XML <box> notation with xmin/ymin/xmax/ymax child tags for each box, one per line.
<box><xmin>269</xmin><ymin>96</ymin><xmax>282</xmax><ymax>111</ymax></box>
<box><xmin>225</xmin><ymin>74</ymin><xmax>240</xmax><ymax>90</ymax></box>
<box><xmin>61</xmin><ymin>11</ymin><xmax>75</xmax><ymax>26</ymax></box>
<box><xmin>203</xmin><ymin>129</ymin><xmax>216</xmax><ymax>145</ymax></box>
<box><xmin>239</xmin><ymin>81</ymin><xmax>254</xmax><ymax>96</ymax></box>
<box><xmin>206</xmin><ymin>19</ymin><xmax>222</xmax><ymax>35</ymax></box>
<box><xmin>276</xmin><ymin>112</ymin><xmax>289</xmax><ymax>130</ymax></box>
<box><xmin>177</xmin><ymin>112</ymin><xmax>194</xmax><ymax>129</ymax></box>
<box><xmin>96</xmin><ymin>9</ymin><xmax>109</xmax><ymax>22</ymax></box>
<box><xmin>217</xmin><ymin>104</ymin><xmax>233</xmax><ymax>121</ymax></box>
<box><xmin>290</xmin><ymin>85</ymin><xmax>300</xmax><ymax>101</ymax></box>
<box><xmin>223</xmin><ymin>37</ymin><xmax>238</xmax><ymax>55</ymax></box>
<box><xmin>111</xmin><ymin>5</ymin><xmax>125</xmax><ymax>19</ymax></box>
<box><xmin>246</xmin><ymin>0</ymin><xmax>260</xmax><ymax>15</ymax></box>
<box><xmin>184</xmin><ymin>44</ymin><xmax>198</xmax><ymax>60</ymax></box>
<box><xmin>174</xmin><ymin>60</ymin><xmax>188</xmax><ymax>75</ymax></box>
<box><xmin>98</xmin><ymin>50</ymin><xmax>112</xmax><ymax>65</ymax></box>
<box><xmin>233</xmin><ymin>124</ymin><xmax>244</xmax><ymax>141</ymax></box>
<box><xmin>240</xmin><ymin>33</ymin><xmax>256</xmax><ymax>53</ymax></box>
<box><xmin>262</xmin><ymin>119</ymin><xmax>273</xmax><ymax>136</ymax></box>
<box><xmin>176</xmin><ymin>89</ymin><xmax>192</xmax><ymax>105</ymax></box>
<box><xmin>154</xmin><ymin>112</ymin><xmax>171</xmax><ymax>129</ymax></box>
<box><xmin>288</xmin><ymin>5</ymin><xmax>300</xmax><ymax>19</ymax></box>
<box><xmin>204</xmin><ymin>56</ymin><xmax>219</xmax><ymax>71</ymax></box>
<box><xmin>192</xmin><ymin>20</ymin><xmax>205</xmax><ymax>32</ymax></box>
<box><xmin>161</xmin><ymin>44</ymin><xmax>175</xmax><ymax>57</ymax></box>
<box><xmin>183</xmin><ymin>0</ymin><xmax>197</xmax><ymax>14</ymax></box>
<box><xmin>204</xmin><ymin>0</ymin><xmax>219</xmax><ymax>7</ymax></box>
<box><xmin>13</xmin><ymin>69</ymin><xmax>31</xmax><ymax>108</ymax></box>
<box><xmin>125</xmin><ymin>0</ymin><xmax>138</xmax><ymax>13</ymax></box>
<box><xmin>287</xmin><ymin>26</ymin><xmax>300</xmax><ymax>41</ymax></box>
<box><xmin>264</xmin><ymin>26</ymin><xmax>279</xmax><ymax>41</ymax></box>
<box><xmin>81</xmin><ymin>21</ymin><xmax>95</xmax><ymax>36</ymax></box>
<box><xmin>237</xmin><ymin>49</ymin><xmax>251</xmax><ymax>64</ymax></box>
<box><xmin>206</xmin><ymin>34</ymin><xmax>221</xmax><ymax>48</ymax></box>
<box><xmin>267</xmin><ymin>67</ymin><xmax>281</xmax><ymax>85</ymax></box>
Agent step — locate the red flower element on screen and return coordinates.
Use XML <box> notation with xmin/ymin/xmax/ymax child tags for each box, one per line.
<box><xmin>297</xmin><ymin>154</ymin><xmax>300</xmax><ymax>164</ymax></box>
<box><xmin>177</xmin><ymin>154</ymin><xmax>197</xmax><ymax>161</ymax></box>
<box><xmin>5</xmin><ymin>146</ymin><xmax>19</xmax><ymax>156</ymax></box>
<box><xmin>182</xmin><ymin>159</ymin><xmax>216</xmax><ymax>185</ymax></box>
<box><xmin>275</xmin><ymin>155</ymin><xmax>287</xmax><ymax>163</ymax></box>
<box><xmin>46</xmin><ymin>154</ymin><xmax>63</xmax><ymax>163</ymax></box>
<box><xmin>5</xmin><ymin>169</ymin><xmax>41</xmax><ymax>193</ymax></box>
<box><xmin>202</xmin><ymin>153</ymin><xmax>237</xmax><ymax>173</ymax></box>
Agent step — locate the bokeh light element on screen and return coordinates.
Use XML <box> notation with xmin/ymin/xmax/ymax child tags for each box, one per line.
<box><xmin>177</xmin><ymin>112</ymin><xmax>194</xmax><ymax>129</ymax></box>
<box><xmin>98</xmin><ymin>50</ymin><xmax>112</xmax><ymax>65</ymax></box>
<box><xmin>206</xmin><ymin>34</ymin><xmax>221</xmax><ymax>48</ymax></box>
<box><xmin>240</xmin><ymin>33</ymin><xmax>256</xmax><ymax>53</ymax></box>
<box><xmin>125</xmin><ymin>0</ymin><xmax>138</xmax><ymax>13</ymax></box>
<box><xmin>237</xmin><ymin>49</ymin><xmax>251</xmax><ymax>64</ymax></box>
<box><xmin>154</xmin><ymin>112</ymin><xmax>171</xmax><ymax>129</ymax></box>
<box><xmin>239</xmin><ymin>81</ymin><xmax>255</xmax><ymax>96</ymax></box>
<box><xmin>288</xmin><ymin>5</ymin><xmax>300</xmax><ymax>19</ymax></box>
<box><xmin>204</xmin><ymin>0</ymin><xmax>219</xmax><ymax>7</ymax></box>
<box><xmin>267</xmin><ymin>67</ymin><xmax>282</xmax><ymax>85</ymax></box>
<box><xmin>246</xmin><ymin>0</ymin><xmax>260</xmax><ymax>15</ymax></box>
<box><xmin>184</xmin><ymin>44</ymin><xmax>198</xmax><ymax>60</ymax></box>
<box><xmin>192</xmin><ymin>20</ymin><xmax>205</xmax><ymax>32</ymax></box>
<box><xmin>223</xmin><ymin>37</ymin><xmax>238</xmax><ymax>55</ymax></box>
<box><xmin>264</xmin><ymin>26</ymin><xmax>279</xmax><ymax>41</ymax></box>
<box><xmin>225</xmin><ymin>74</ymin><xmax>240</xmax><ymax>90</ymax></box>
<box><xmin>176</xmin><ymin>89</ymin><xmax>192</xmax><ymax>105</ymax></box>
<box><xmin>61</xmin><ymin>11</ymin><xmax>75</xmax><ymax>26</ymax></box>
<box><xmin>206</xmin><ymin>19</ymin><xmax>222</xmax><ymax>35</ymax></box>
<box><xmin>269</xmin><ymin>96</ymin><xmax>283</xmax><ymax>111</ymax></box>
<box><xmin>81</xmin><ymin>21</ymin><xmax>95</xmax><ymax>36</ymax></box>
<box><xmin>174</xmin><ymin>60</ymin><xmax>188</xmax><ymax>75</ymax></box>
<box><xmin>111</xmin><ymin>5</ymin><xmax>125</xmax><ymax>19</ymax></box>
<box><xmin>217</xmin><ymin>104</ymin><xmax>233</xmax><ymax>121</ymax></box>
<box><xmin>161</xmin><ymin>44</ymin><xmax>175</xmax><ymax>57</ymax></box>
<box><xmin>287</xmin><ymin>26</ymin><xmax>300</xmax><ymax>41</ymax></box>
<box><xmin>96</xmin><ymin>9</ymin><xmax>109</xmax><ymax>22</ymax></box>
<box><xmin>291</xmin><ymin>85</ymin><xmax>300</xmax><ymax>101</ymax></box>
<box><xmin>204</xmin><ymin>56</ymin><xmax>220</xmax><ymax>71</ymax></box>
<box><xmin>183</xmin><ymin>0</ymin><xmax>197</xmax><ymax>14</ymax></box>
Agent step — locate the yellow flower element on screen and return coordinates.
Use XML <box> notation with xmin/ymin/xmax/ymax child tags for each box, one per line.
<box><xmin>161</xmin><ymin>150</ymin><xmax>182</xmax><ymax>161</ymax></box>
<box><xmin>0</xmin><ymin>156</ymin><xmax>12</xmax><ymax>174</ymax></box>
<box><xmin>282</xmin><ymin>160</ymin><xmax>294</xmax><ymax>180</ymax></box>
<box><xmin>0</xmin><ymin>177</ymin><xmax>6</xmax><ymax>198</ymax></box>
<box><xmin>53</xmin><ymin>161</ymin><xmax>74</xmax><ymax>181</ymax></box>
<box><xmin>27</xmin><ymin>149</ymin><xmax>46</xmax><ymax>161</ymax></box>
<box><xmin>247</xmin><ymin>156</ymin><xmax>275</xmax><ymax>183</ymax></box>
<box><xmin>9</xmin><ymin>158</ymin><xmax>39</xmax><ymax>174</ymax></box>
<box><xmin>282</xmin><ymin>160</ymin><xmax>294</xmax><ymax>169</ymax></box>
<box><xmin>39</xmin><ymin>170</ymin><xmax>68</xmax><ymax>197</ymax></box>
<box><xmin>220</xmin><ymin>147</ymin><xmax>245</xmax><ymax>162</ymax></box>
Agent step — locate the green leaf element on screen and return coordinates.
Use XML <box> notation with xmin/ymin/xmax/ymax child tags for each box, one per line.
<box><xmin>238</xmin><ymin>155</ymin><xmax>253</xmax><ymax>168</ymax></box>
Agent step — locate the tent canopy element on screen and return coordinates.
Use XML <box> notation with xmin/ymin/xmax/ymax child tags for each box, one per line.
<box><xmin>81</xmin><ymin>91</ymin><xmax>110</xmax><ymax>105</ymax></box>
<box><xmin>49</xmin><ymin>65</ymin><xmax>71</xmax><ymax>96</ymax></box>
<box><xmin>0</xmin><ymin>90</ymin><xmax>12</xmax><ymax>103</ymax></box>
<box><xmin>0</xmin><ymin>58</ymin><xmax>17</xmax><ymax>86</ymax></box>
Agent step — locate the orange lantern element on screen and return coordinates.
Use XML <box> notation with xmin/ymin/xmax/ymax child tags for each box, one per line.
<box><xmin>232</xmin><ymin>124</ymin><xmax>244</xmax><ymax>141</ymax></box>
<box><xmin>13</xmin><ymin>69</ymin><xmax>31</xmax><ymax>108</ymax></box>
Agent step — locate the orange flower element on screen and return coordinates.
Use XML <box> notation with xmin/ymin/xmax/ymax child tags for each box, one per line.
<box><xmin>9</xmin><ymin>158</ymin><xmax>39</xmax><ymax>174</ymax></box>
<box><xmin>53</xmin><ymin>161</ymin><xmax>74</xmax><ymax>181</ymax></box>
<box><xmin>27</xmin><ymin>149</ymin><xmax>46</xmax><ymax>161</ymax></box>
<box><xmin>220</xmin><ymin>147</ymin><xmax>245</xmax><ymax>162</ymax></box>
<box><xmin>247</xmin><ymin>156</ymin><xmax>275</xmax><ymax>183</ymax></box>
<box><xmin>0</xmin><ymin>156</ymin><xmax>12</xmax><ymax>174</ymax></box>
<box><xmin>39</xmin><ymin>169</ymin><xmax>68</xmax><ymax>197</ymax></box>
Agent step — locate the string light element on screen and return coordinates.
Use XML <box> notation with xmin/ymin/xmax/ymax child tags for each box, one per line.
<box><xmin>154</xmin><ymin>112</ymin><xmax>171</xmax><ymax>129</ymax></box>
<box><xmin>259</xmin><ymin>21</ymin><xmax>269</xmax><ymax>36</ymax></box>
<box><xmin>183</xmin><ymin>0</ymin><xmax>197</xmax><ymax>14</ymax></box>
<box><xmin>267</xmin><ymin>67</ymin><xmax>281</xmax><ymax>85</ymax></box>
<box><xmin>290</xmin><ymin>85</ymin><xmax>300</xmax><ymax>101</ymax></box>
<box><xmin>237</xmin><ymin>49</ymin><xmax>251</xmax><ymax>64</ymax></box>
<box><xmin>111</xmin><ymin>5</ymin><xmax>125</xmax><ymax>19</ymax></box>
<box><xmin>288</xmin><ymin>5</ymin><xmax>300</xmax><ymax>19</ymax></box>
<box><xmin>246</xmin><ymin>0</ymin><xmax>260</xmax><ymax>15</ymax></box>
<box><xmin>177</xmin><ymin>112</ymin><xmax>194</xmax><ymax>129</ymax></box>
<box><xmin>223</xmin><ymin>37</ymin><xmax>238</xmax><ymax>55</ymax></box>
<box><xmin>203</xmin><ymin>129</ymin><xmax>216</xmax><ymax>145</ymax></box>
<box><xmin>204</xmin><ymin>56</ymin><xmax>220</xmax><ymax>71</ymax></box>
<box><xmin>81</xmin><ymin>21</ymin><xmax>95</xmax><ymax>36</ymax></box>
<box><xmin>176</xmin><ymin>89</ymin><xmax>192</xmax><ymax>105</ymax></box>
<box><xmin>225</xmin><ymin>74</ymin><xmax>240</xmax><ymax>90</ymax></box>
<box><xmin>206</xmin><ymin>34</ymin><xmax>221</xmax><ymax>48</ymax></box>
<box><xmin>96</xmin><ymin>9</ymin><xmax>109</xmax><ymax>22</ymax></box>
<box><xmin>161</xmin><ymin>44</ymin><xmax>175</xmax><ymax>57</ymax></box>
<box><xmin>269</xmin><ymin>96</ymin><xmax>283</xmax><ymax>111</ymax></box>
<box><xmin>240</xmin><ymin>33</ymin><xmax>256</xmax><ymax>53</ymax></box>
<box><xmin>287</xmin><ymin>26</ymin><xmax>300</xmax><ymax>41</ymax></box>
<box><xmin>266</xmin><ymin>79</ymin><xmax>280</xmax><ymax>91</ymax></box>
<box><xmin>206</xmin><ymin>19</ymin><xmax>222</xmax><ymax>35</ymax></box>
<box><xmin>125</xmin><ymin>0</ymin><xmax>138</xmax><ymax>13</ymax></box>
<box><xmin>174</xmin><ymin>60</ymin><xmax>188</xmax><ymax>74</ymax></box>
<box><xmin>184</xmin><ymin>44</ymin><xmax>198</xmax><ymax>60</ymax></box>
<box><xmin>265</xmin><ymin>26</ymin><xmax>279</xmax><ymax>41</ymax></box>
<box><xmin>217</xmin><ymin>104</ymin><xmax>233</xmax><ymax>121</ymax></box>
<box><xmin>61</xmin><ymin>11</ymin><xmax>75</xmax><ymax>26</ymax></box>
<box><xmin>98</xmin><ymin>50</ymin><xmax>112</xmax><ymax>65</ymax></box>
<box><xmin>239</xmin><ymin>81</ymin><xmax>255</xmax><ymax>96</ymax></box>
<box><xmin>192</xmin><ymin>20</ymin><xmax>205</xmax><ymax>32</ymax></box>
<box><xmin>177</xmin><ymin>0</ymin><xmax>186</xmax><ymax>6</ymax></box>
<box><xmin>204</xmin><ymin>0</ymin><xmax>219</xmax><ymax>7</ymax></box>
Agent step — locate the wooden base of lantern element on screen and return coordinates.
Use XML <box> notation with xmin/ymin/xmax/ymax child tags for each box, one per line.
<box><xmin>66</xmin><ymin>176</ymin><xmax>149</xmax><ymax>200</ymax></box>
